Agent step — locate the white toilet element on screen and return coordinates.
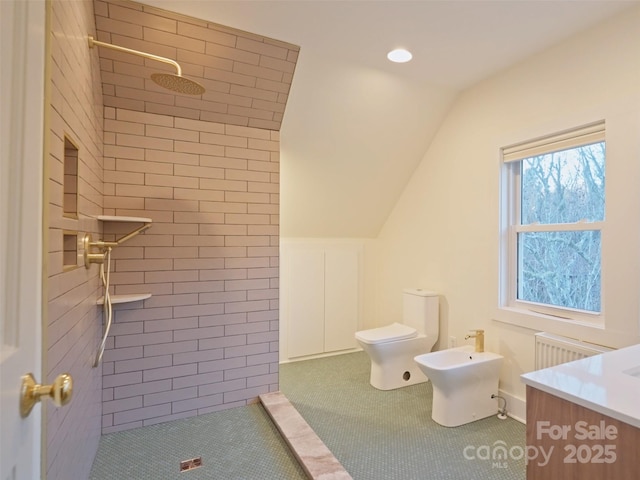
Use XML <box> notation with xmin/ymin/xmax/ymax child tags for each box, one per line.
<box><xmin>355</xmin><ymin>289</ymin><xmax>439</xmax><ymax>390</ymax></box>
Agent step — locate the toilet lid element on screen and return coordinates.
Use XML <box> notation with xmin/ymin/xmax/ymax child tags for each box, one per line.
<box><xmin>355</xmin><ymin>322</ymin><xmax>417</xmax><ymax>345</ymax></box>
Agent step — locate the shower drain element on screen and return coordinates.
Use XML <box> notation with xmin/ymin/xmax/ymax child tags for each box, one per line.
<box><xmin>180</xmin><ymin>457</ymin><xmax>202</xmax><ymax>472</ymax></box>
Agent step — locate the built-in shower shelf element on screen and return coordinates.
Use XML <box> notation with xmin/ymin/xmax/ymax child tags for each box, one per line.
<box><xmin>97</xmin><ymin>293</ymin><xmax>152</xmax><ymax>305</ymax></box>
<box><xmin>97</xmin><ymin>215</ymin><xmax>152</xmax><ymax>223</ymax></box>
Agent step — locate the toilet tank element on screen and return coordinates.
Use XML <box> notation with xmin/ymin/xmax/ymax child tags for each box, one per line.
<box><xmin>403</xmin><ymin>289</ymin><xmax>439</xmax><ymax>338</ymax></box>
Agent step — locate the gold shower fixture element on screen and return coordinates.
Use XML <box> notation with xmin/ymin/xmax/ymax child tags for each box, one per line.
<box><xmin>87</xmin><ymin>35</ymin><xmax>205</xmax><ymax>95</ymax></box>
<box><xmin>83</xmin><ymin>222</ymin><xmax>152</xmax><ymax>268</ymax></box>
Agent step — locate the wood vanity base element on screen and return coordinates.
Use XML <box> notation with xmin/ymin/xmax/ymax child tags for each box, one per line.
<box><xmin>526</xmin><ymin>386</ymin><xmax>640</xmax><ymax>479</ymax></box>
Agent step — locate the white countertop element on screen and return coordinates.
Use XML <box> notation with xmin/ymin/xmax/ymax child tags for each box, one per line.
<box><xmin>521</xmin><ymin>343</ymin><xmax>640</xmax><ymax>428</ymax></box>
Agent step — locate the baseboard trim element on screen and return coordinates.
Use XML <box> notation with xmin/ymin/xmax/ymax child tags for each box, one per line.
<box><xmin>280</xmin><ymin>348</ymin><xmax>362</xmax><ymax>364</ymax></box>
<box><xmin>499</xmin><ymin>389</ymin><xmax>526</xmax><ymax>424</ymax></box>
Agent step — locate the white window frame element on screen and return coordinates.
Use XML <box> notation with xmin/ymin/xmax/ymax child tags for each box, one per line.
<box><xmin>501</xmin><ymin>121</ymin><xmax>606</xmax><ymax>325</ymax></box>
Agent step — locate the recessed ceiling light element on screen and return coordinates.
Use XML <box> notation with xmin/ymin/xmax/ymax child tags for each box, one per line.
<box><xmin>387</xmin><ymin>48</ymin><xmax>412</xmax><ymax>63</ymax></box>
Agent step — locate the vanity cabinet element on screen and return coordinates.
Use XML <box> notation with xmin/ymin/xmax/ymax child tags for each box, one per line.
<box><xmin>526</xmin><ymin>386</ymin><xmax>640</xmax><ymax>479</ymax></box>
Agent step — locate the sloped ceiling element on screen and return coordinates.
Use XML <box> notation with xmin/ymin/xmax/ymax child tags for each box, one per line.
<box><xmin>135</xmin><ymin>0</ymin><xmax>637</xmax><ymax>238</ymax></box>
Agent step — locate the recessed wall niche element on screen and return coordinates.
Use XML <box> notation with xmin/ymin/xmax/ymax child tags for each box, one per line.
<box><xmin>63</xmin><ymin>232</ymin><xmax>78</xmax><ymax>270</ymax></box>
<box><xmin>63</xmin><ymin>136</ymin><xmax>78</xmax><ymax>218</ymax></box>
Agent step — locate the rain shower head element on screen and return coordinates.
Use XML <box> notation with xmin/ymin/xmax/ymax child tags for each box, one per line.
<box><xmin>88</xmin><ymin>35</ymin><xmax>205</xmax><ymax>95</ymax></box>
<box><xmin>150</xmin><ymin>72</ymin><xmax>205</xmax><ymax>95</ymax></box>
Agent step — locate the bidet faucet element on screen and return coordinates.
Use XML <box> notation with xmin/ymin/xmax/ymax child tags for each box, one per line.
<box><xmin>465</xmin><ymin>329</ymin><xmax>484</xmax><ymax>352</ymax></box>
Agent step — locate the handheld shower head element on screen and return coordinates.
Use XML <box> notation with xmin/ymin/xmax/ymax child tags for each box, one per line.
<box><xmin>87</xmin><ymin>35</ymin><xmax>205</xmax><ymax>95</ymax></box>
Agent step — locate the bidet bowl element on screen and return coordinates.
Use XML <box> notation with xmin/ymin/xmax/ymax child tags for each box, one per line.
<box><xmin>414</xmin><ymin>345</ymin><xmax>502</xmax><ymax>380</ymax></box>
<box><xmin>414</xmin><ymin>345</ymin><xmax>503</xmax><ymax>427</ymax></box>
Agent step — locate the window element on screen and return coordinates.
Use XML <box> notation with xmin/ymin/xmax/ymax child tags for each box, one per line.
<box><xmin>501</xmin><ymin>122</ymin><xmax>605</xmax><ymax>321</ymax></box>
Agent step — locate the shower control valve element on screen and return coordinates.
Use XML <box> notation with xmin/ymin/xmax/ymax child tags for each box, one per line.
<box><xmin>83</xmin><ymin>233</ymin><xmax>106</xmax><ymax>267</ymax></box>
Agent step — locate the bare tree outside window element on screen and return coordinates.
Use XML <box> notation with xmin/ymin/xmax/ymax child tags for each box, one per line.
<box><xmin>517</xmin><ymin>142</ymin><xmax>605</xmax><ymax>313</ymax></box>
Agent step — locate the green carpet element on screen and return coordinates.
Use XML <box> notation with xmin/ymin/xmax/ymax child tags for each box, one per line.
<box><xmin>90</xmin><ymin>351</ymin><xmax>526</xmax><ymax>479</ymax></box>
<box><xmin>279</xmin><ymin>351</ymin><xmax>526</xmax><ymax>480</ymax></box>
<box><xmin>89</xmin><ymin>403</ymin><xmax>306</xmax><ymax>479</ymax></box>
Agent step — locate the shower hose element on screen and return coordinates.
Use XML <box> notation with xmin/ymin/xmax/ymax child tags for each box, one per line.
<box><xmin>93</xmin><ymin>247</ymin><xmax>112</xmax><ymax>367</ymax></box>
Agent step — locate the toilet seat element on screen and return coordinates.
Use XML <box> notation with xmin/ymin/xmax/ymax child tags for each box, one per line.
<box><xmin>355</xmin><ymin>322</ymin><xmax>417</xmax><ymax>345</ymax></box>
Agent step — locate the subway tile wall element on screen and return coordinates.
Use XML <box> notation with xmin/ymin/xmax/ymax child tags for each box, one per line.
<box><xmin>47</xmin><ymin>1</ymin><xmax>104</xmax><ymax>479</ymax></box>
<box><xmin>44</xmin><ymin>2</ymin><xmax>294</xmax><ymax>476</ymax></box>
<box><xmin>94</xmin><ymin>0</ymin><xmax>299</xmax><ymax>130</ymax></box>
<box><xmin>100</xmin><ymin>108</ymin><xmax>281</xmax><ymax>432</ymax></box>
<box><xmin>93</xmin><ymin>0</ymin><xmax>294</xmax><ymax>433</ymax></box>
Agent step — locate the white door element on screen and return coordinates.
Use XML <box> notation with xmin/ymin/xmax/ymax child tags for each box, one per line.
<box><xmin>0</xmin><ymin>1</ymin><xmax>46</xmax><ymax>479</ymax></box>
<box><xmin>287</xmin><ymin>248</ymin><xmax>325</xmax><ymax>358</ymax></box>
<box><xmin>324</xmin><ymin>247</ymin><xmax>360</xmax><ymax>352</ymax></box>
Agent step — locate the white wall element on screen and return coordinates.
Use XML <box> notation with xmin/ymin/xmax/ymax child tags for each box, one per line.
<box><xmin>280</xmin><ymin>237</ymin><xmax>377</xmax><ymax>361</ymax></box>
<box><xmin>278</xmin><ymin>53</ymin><xmax>457</xmax><ymax>238</ymax></box>
<box><xmin>373</xmin><ymin>7</ymin><xmax>640</xmax><ymax>412</ymax></box>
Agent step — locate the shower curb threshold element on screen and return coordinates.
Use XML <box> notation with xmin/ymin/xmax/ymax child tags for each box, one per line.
<box><xmin>259</xmin><ymin>391</ymin><xmax>353</xmax><ymax>480</ymax></box>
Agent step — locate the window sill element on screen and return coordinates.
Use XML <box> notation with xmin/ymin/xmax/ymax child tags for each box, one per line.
<box><xmin>493</xmin><ymin>306</ymin><xmax>628</xmax><ymax>349</ymax></box>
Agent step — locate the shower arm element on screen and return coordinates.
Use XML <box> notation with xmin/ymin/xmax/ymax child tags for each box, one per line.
<box><xmin>88</xmin><ymin>35</ymin><xmax>182</xmax><ymax>76</ymax></box>
<box><xmin>89</xmin><ymin>223</ymin><xmax>153</xmax><ymax>249</ymax></box>
<box><xmin>83</xmin><ymin>224</ymin><xmax>150</xmax><ymax>267</ymax></box>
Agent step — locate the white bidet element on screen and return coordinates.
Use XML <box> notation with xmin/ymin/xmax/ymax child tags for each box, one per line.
<box><xmin>414</xmin><ymin>345</ymin><xmax>503</xmax><ymax>427</ymax></box>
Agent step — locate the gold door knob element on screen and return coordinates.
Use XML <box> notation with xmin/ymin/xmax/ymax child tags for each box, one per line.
<box><xmin>20</xmin><ymin>373</ymin><xmax>73</xmax><ymax>418</ymax></box>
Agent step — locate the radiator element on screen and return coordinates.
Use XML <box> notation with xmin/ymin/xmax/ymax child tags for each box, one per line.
<box><xmin>534</xmin><ymin>332</ymin><xmax>613</xmax><ymax>370</ymax></box>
